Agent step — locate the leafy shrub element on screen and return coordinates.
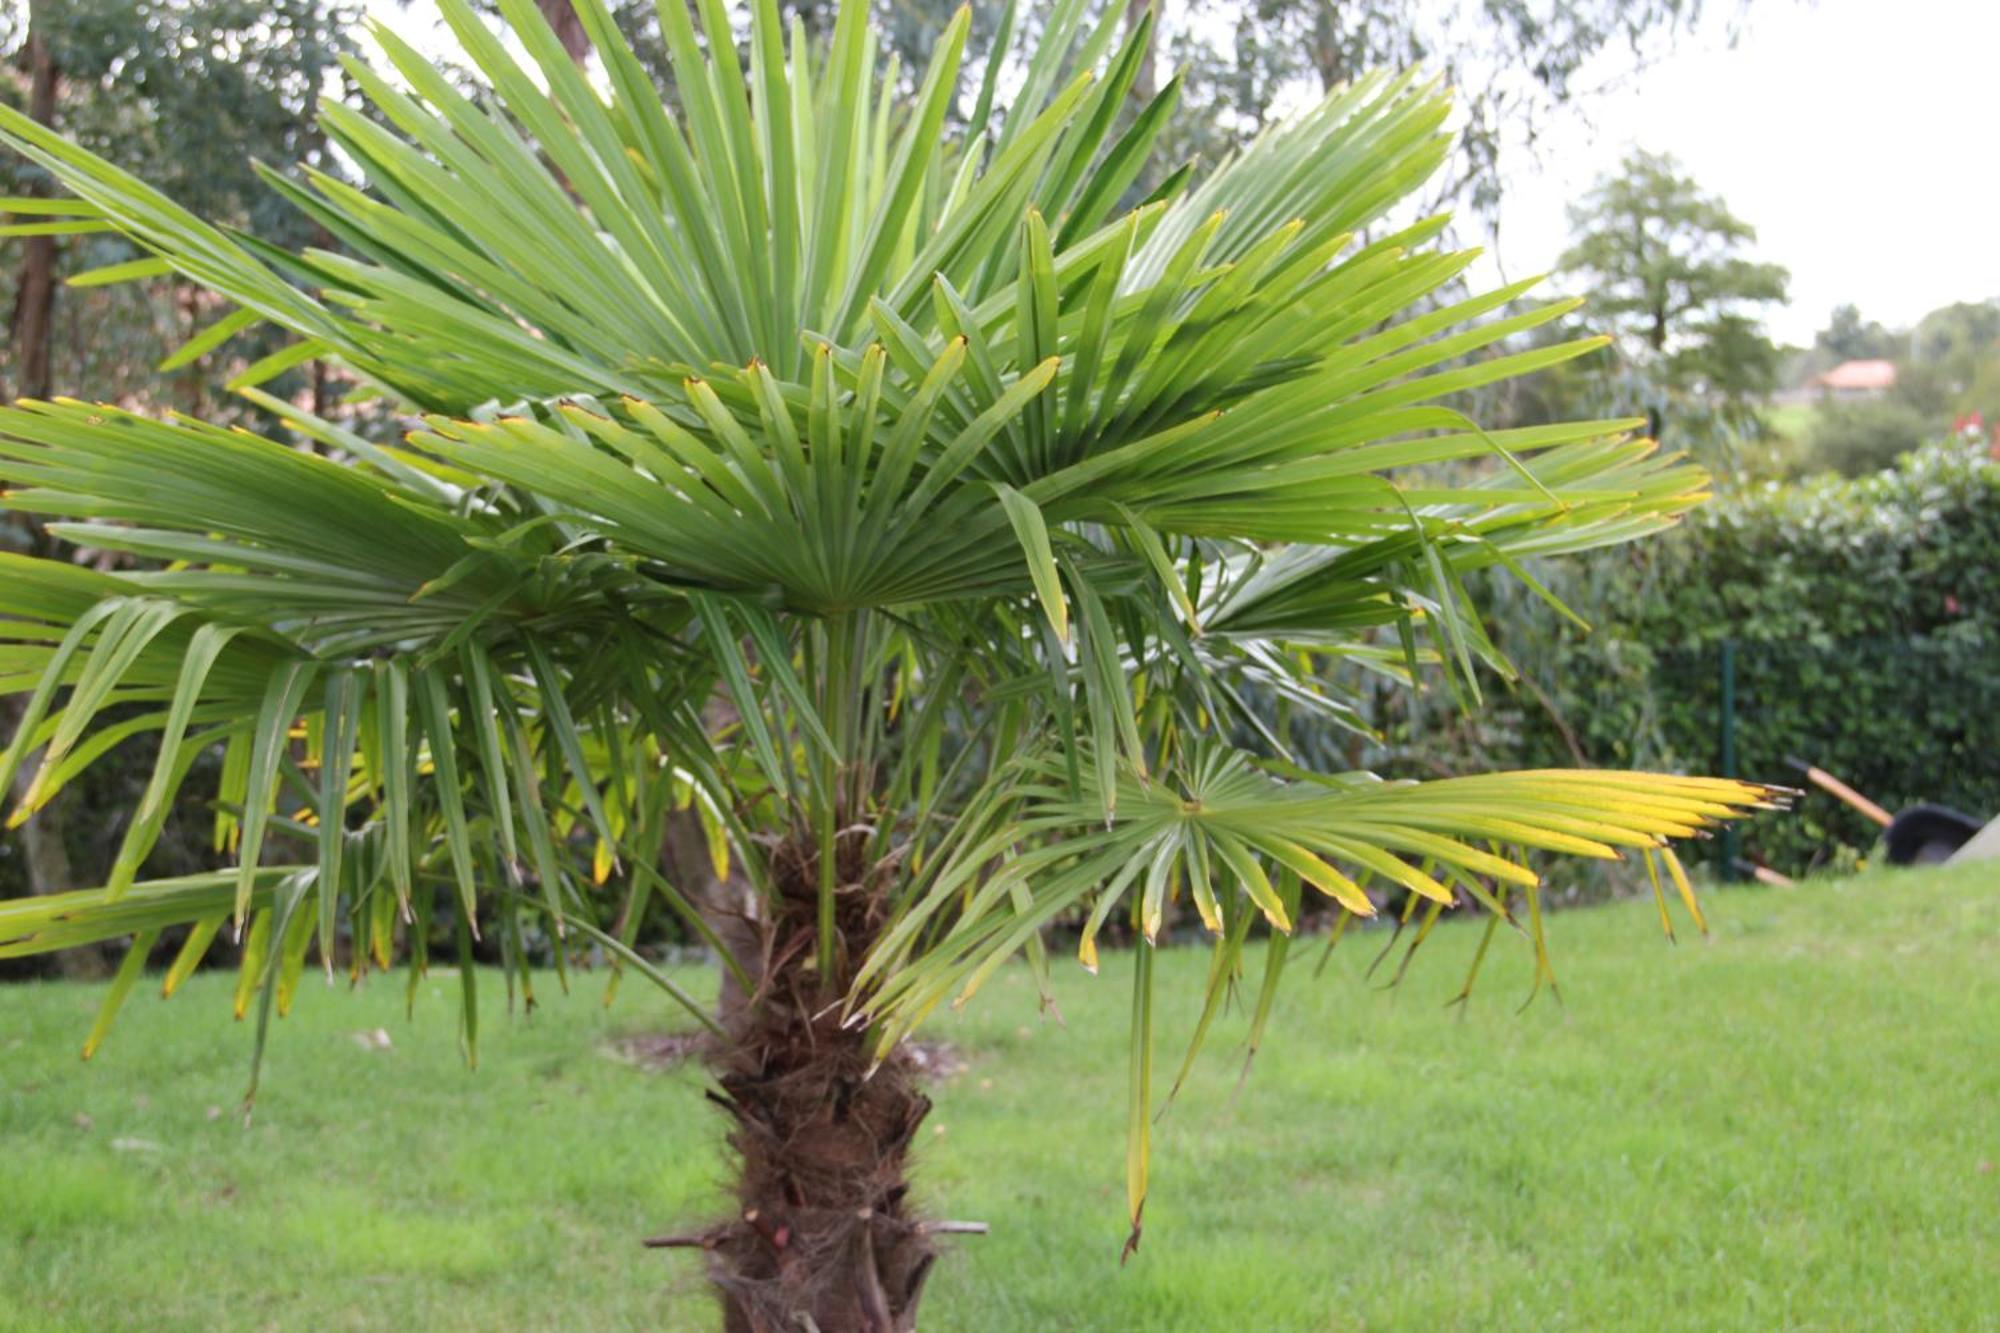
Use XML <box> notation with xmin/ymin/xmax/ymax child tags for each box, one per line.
<box><xmin>1521</xmin><ymin>440</ymin><xmax>2000</xmax><ymax>873</ymax></box>
<box><xmin>1794</xmin><ymin>398</ymin><xmax>1933</xmax><ymax>477</ymax></box>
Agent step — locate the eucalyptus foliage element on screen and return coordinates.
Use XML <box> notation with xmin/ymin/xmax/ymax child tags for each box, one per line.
<box><xmin>0</xmin><ymin>0</ymin><xmax>1771</xmax><ymax>1262</ymax></box>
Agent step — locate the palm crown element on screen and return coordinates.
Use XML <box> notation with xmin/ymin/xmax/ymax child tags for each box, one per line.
<box><xmin>0</xmin><ymin>0</ymin><xmax>1771</xmax><ymax>1316</ymax></box>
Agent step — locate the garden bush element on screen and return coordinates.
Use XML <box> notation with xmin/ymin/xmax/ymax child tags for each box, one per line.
<box><xmin>1793</xmin><ymin>397</ymin><xmax>1932</xmax><ymax>478</ymax></box>
<box><xmin>1521</xmin><ymin>439</ymin><xmax>2000</xmax><ymax>873</ymax></box>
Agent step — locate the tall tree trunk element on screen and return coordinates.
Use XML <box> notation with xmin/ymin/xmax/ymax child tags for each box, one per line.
<box><xmin>660</xmin><ymin>831</ymin><xmax>940</xmax><ymax>1330</ymax></box>
<box><xmin>1310</xmin><ymin>0</ymin><xmax>1346</xmax><ymax>93</ymax></box>
<box><xmin>659</xmin><ymin>802</ymin><xmax>761</xmax><ymax>1018</ymax></box>
<box><xmin>0</xmin><ymin>692</ymin><xmax>94</xmax><ymax>977</ymax></box>
<box><xmin>3</xmin><ymin>4</ymin><xmax>92</xmax><ymax>977</ymax></box>
<box><xmin>3</xmin><ymin>699</ymin><xmax>75</xmax><ymax>895</ymax></box>
<box><xmin>535</xmin><ymin>0</ymin><xmax>591</xmax><ymax>65</ymax></box>
<box><xmin>11</xmin><ymin>8</ymin><xmax>60</xmax><ymax>403</ymax></box>
<box><xmin>176</xmin><ymin>285</ymin><xmax>205</xmax><ymax>414</ymax></box>
<box><xmin>1648</xmin><ymin>301</ymin><xmax>1668</xmax><ymax>441</ymax></box>
<box><xmin>1125</xmin><ymin>0</ymin><xmax>1157</xmax><ymax>104</ymax></box>
<box><xmin>0</xmin><ymin>520</ymin><xmax>88</xmax><ymax>976</ymax></box>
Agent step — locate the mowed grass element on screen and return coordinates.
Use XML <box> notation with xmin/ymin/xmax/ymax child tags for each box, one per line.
<box><xmin>1763</xmin><ymin>401</ymin><xmax>1817</xmax><ymax>444</ymax></box>
<box><xmin>2</xmin><ymin>861</ymin><xmax>1997</xmax><ymax>1331</ymax></box>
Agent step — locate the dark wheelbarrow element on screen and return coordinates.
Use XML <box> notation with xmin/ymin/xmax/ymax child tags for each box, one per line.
<box><xmin>1784</xmin><ymin>757</ymin><xmax>1986</xmax><ymax>866</ymax></box>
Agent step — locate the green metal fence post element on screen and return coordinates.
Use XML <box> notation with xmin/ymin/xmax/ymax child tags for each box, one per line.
<box><xmin>1719</xmin><ymin>637</ymin><xmax>1739</xmax><ymax>881</ymax></box>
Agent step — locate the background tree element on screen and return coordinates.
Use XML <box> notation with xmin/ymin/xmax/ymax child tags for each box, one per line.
<box><xmin>1558</xmin><ymin>148</ymin><xmax>1788</xmax><ymax>442</ymax></box>
<box><xmin>2</xmin><ymin>0</ymin><xmax>359</xmax><ymax>409</ymax></box>
<box><xmin>1913</xmin><ymin>298</ymin><xmax>2000</xmax><ymax>371</ymax></box>
<box><xmin>0</xmin><ymin>0</ymin><xmax>358</xmax><ymax>934</ymax></box>
<box><xmin>1897</xmin><ymin>299</ymin><xmax>2000</xmax><ymax>418</ymax></box>
<box><xmin>0</xmin><ymin>0</ymin><xmax>74</xmax><ymax>948</ymax></box>
<box><xmin>1161</xmin><ymin>0</ymin><xmax>1757</xmax><ymax>218</ymax></box>
<box><xmin>1815</xmin><ymin>302</ymin><xmax>1896</xmax><ymax>363</ymax></box>
<box><xmin>0</xmin><ymin>0</ymin><xmax>1771</xmax><ymax>1325</ymax></box>
<box><xmin>1784</xmin><ymin>297</ymin><xmax>2000</xmax><ymax>477</ymax></box>
<box><xmin>5</xmin><ymin>0</ymin><xmax>58</xmax><ymax>404</ymax></box>
<box><xmin>1796</xmin><ymin>398</ymin><xmax>1932</xmax><ymax>478</ymax></box>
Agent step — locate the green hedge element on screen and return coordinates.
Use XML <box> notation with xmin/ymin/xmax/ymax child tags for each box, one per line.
<box><xmin>1524</xmin><ymin>441</ymin><xmax>2000</xmax><ymax>874</ymax></box>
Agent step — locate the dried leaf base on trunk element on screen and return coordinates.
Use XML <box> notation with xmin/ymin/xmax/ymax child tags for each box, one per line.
<box><xmin>707</xmin><ymin>1040</ymin><xmax>933</xmax><ymax>1331</ymax></box>
<box><xmin>671</xmin><ymin>836</ymin><xmax>941</xmax><ymax>1332</ymax></box>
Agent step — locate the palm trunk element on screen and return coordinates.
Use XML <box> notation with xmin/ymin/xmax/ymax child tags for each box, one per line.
<box><xmin>660</xmin><ymin>830</ymin><xmax>940</xmax><ymax>1330</ymax></box>
<box><xmin>708</xmin><ymin>985</ymin><xmax>935</xmax><ymax>1330</ymax></box>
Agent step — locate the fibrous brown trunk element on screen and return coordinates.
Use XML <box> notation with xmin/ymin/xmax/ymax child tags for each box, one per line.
<box><xmin>657</xmin><ymin>829</ymin><xmax>938</xmax><ymax>1331</ymax></box>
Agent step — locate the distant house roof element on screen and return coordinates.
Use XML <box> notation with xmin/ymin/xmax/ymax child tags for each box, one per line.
<box><xmin>1814</xmin><ymin>358</ymin><xmax>1898</xmax><ymax>391</ymax></box>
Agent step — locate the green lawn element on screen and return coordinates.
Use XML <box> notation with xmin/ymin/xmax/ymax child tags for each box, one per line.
<box><xmin>3</xmin><ymin>862</ymin><xmax>1997</xmax><ymax>1331</ymax></box>
<box><xmin>1763</xmin><ymin>401</ymin><xmax>1816</xmax><ymax>443</ymax></box>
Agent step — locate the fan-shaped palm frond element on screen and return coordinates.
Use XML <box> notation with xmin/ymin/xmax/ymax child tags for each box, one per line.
<box><xmin>0</xmin><ymin>0</ymin><xmax>1777</xmax><ymax>1319</ymax></box>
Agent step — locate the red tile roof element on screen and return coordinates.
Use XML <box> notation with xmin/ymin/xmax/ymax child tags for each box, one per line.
<box><xmin>1814</xmin><ymin>358</ymin><xmax>1898</xmax><ymax>391</ymax></box>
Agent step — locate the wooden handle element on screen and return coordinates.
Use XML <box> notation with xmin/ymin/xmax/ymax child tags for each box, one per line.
<box><xmin>1802</xmin><ymin>766</ymin><xmax>1893</xmax><ymax>827</ymax></box>
<box><xmin>1733</xmin><ymin>858</ymin><xmax>1796</xmax><ymax>888</ymax></box>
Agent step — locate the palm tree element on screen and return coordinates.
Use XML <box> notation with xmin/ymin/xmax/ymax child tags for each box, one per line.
<box><xmin>0</xmin><ymin>0</ymin><xmax>1775</xmax><ymax>1326</ymax></box>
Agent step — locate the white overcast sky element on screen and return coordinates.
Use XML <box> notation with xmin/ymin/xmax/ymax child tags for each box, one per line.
<box><xmin>364</xmin><ymin>0</ymin><xmax>1995</xmax><ymax>346</ymax></box>
<box><xmin>1468</xmin><ymin>0</ymin><xmax>2000</xmax><ymax>345</ymax></box>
